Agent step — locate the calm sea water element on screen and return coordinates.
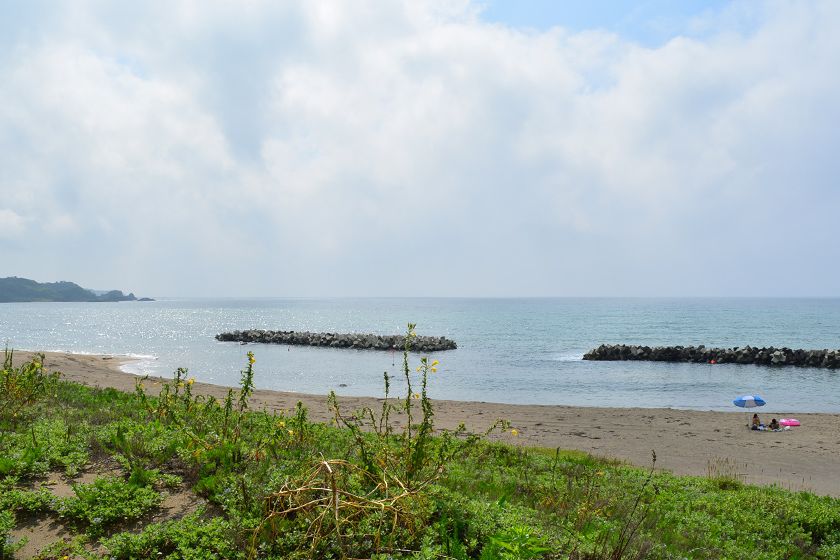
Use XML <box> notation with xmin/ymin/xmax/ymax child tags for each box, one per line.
<box><xmin>2</xmin><ymin>298</ymin><xmax>839</xmax><ymax>412</ymax></box>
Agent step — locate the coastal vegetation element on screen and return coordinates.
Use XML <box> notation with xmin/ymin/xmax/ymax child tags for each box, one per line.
<box><xmin>2</xmin><ymin>332</ymin><xmax>840</xmax><ymax>559</ymax></box>
<box><xmin>0</xmin><ymin>277</ymin><xmax>151</xmax><ymax>303</ymax></box>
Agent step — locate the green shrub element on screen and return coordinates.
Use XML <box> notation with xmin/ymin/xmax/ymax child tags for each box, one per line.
<box><xmin>55</xmin><ymin>476</ymin><xmax>161</xmax><ymax>535</ymax></box>
<box><xmin>0</xmin><ymin>417</ymin><xmax>89</xmax><ymax>479</ymax></box>
<box><xmin>0</xmin><ymin>508</ymin><xmax>24</xmax><ymax>558</ymax></box>
<box><xmin>102</xmin><ymin>512</ymin><xmax>244</xmax><ymax>560</ymax></box>
<box><xmin>484</xmin><ymin>525</ymin><xmax>551</xmax><ymax>559</ymax></box>
<box><xmin>0</xmin><ymin>486</ymin><xmax>54</xmax><ymax>515</ymax></box>
<box><xmin>0</xmin><ymin>349</ymin><xmax>60</xmax><ymax>427</ymax></box>
<box><xmin>253</xmin><ymin>325</ymin><xmax>502</xmax><ymax>558</ymax></box>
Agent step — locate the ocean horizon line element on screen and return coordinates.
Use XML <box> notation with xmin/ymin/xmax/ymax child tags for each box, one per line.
<box><xmin>40</xmin><ymin>294</ymin><xmax>840</xmax><ymax>301</ymax></box>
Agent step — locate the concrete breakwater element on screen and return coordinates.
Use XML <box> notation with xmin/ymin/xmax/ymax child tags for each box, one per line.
<box><xmin>583</xmin><ymin>344</ymin><xmax>840</xmax><ymax>369</ymax></box>
<box><xmin>215</xmin><ymin>330</ymin><xmax>457</xmax><ymax>352</ymax></box>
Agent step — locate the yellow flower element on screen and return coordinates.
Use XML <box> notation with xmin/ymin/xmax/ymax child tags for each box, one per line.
<box><xmin>277</xmin><ymin>420</ymin><xmax>286</xmax><ymax>428</ymax></box>
<box><xmin>249</xmin><ymin>357</ymin><xmax>256</xmax><ymax>365</ymax></box>
<box><xmin>511</xmin><ymin>429</ymin><xmax>519</xmax><ymax>437</ymax></box>
<box><xmin>412</xmin><ymin>393</ymin><xmax>420</xmax><ymax>399</ymax></box>
<box><xmin>288</xmin><ymin>429</ymin><xmax>295</xmax><ymax>436</ymax></box>
<box><xmin>187</xmin><ymin>378</ymin><xmax>195</xmax><ymax>385</ymax></box>
<box><xmin>431</xmin><ymin>360</ymin><xmax>439</xmax><ymax>367</ymax></box>
<box><xmin>430</xmin><ymin>367</ymin><xmax>437</xmax><ymax>373</ymax></box>
<box><xmin>416</xmin><ymin>366</ymin><xmax>421</xmax><ymax>372</ymax></box>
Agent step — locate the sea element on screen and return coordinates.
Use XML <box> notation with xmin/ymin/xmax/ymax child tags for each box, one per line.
<box><xmin>2</xmin><ymin>298</ymin><xmax>839</xmax><ymax>412</ymax></box>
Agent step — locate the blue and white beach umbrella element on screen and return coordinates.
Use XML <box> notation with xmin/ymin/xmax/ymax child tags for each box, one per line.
<box><xmin>733</xmin><ymin>395</ymin><xmax>766</xmax><ymax>408</ymax></box>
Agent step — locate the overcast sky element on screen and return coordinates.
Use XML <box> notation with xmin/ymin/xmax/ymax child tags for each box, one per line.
<box><xmin>1</xmin><ymin>1</ymin><xmax>838</xmax><ymax>297</ymax></box>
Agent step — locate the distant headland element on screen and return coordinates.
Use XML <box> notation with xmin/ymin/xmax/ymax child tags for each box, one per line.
<box><xmin>0</xmin><ymin>277</ymin><xmax>153</xmax><ymax>303</ymax></box>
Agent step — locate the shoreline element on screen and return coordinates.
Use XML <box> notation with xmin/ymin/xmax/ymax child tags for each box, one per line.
<box><xmin>14</xmin><ymin>350</ymin><xmax>840</xmax><ymax>498</ymax></box>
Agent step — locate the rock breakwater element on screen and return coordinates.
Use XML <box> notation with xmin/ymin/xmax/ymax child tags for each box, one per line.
<box><xmin>583</xmin><ymin>344</ymin><xmax>840</xmax><ymax>369</ymax></box>
<box><xmin>215</xmin><ymin>330</ymin><xmax>457</xmax><ymax>352</ymax></box>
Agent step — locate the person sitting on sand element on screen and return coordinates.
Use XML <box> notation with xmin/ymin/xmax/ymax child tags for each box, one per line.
<box><xmin>751</xmin><ymin>413</ymin><xmax>763</xmax><ymax>430</ymax></box>
<box><xmin>769</xmin><ymin>418</ymin><xmax>780</xmax><ymax>431</ymax></box>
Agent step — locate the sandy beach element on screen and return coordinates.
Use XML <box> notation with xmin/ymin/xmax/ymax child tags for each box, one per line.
<box><xmin>16</xmin><ymin>350</ymin><xmax>840</xmax><ymax>498</ymax></box>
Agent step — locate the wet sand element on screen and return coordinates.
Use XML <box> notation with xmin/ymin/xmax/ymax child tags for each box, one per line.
<box><xmin>16</xmin><ymin>350</ymin><xmax>840</xmax><ymax>498</ymax></box>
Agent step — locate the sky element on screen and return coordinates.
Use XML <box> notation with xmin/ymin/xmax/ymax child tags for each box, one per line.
<box><xmin>1</xmin><ymin>0</ymin><xmax>838</xmax><ymax>297</ymax></box>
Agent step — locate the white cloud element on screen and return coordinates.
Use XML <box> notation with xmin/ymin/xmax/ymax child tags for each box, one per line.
<box><xmin>0</xmin><ymin>209</ymin><xmax>26</xmax><ymax>238</ymax></box>
<box><xmin>0</xmin><ymin>0</ymin><xmax>838</xmax><ymax>295</ymax></box>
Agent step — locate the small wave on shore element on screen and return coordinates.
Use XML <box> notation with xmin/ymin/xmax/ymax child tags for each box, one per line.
<box><xmin>18</xmin><ymin>346</ymin><xmax>102</xmax><ymax>356</ymax></box>
<box><xmin>119</xmin><ymin>353</ymin><xmax>158</xmax><ymax>375</ymax></box>
<box><xmin>551</xmin><ymin>353</ymin><xmax>584</xmax><ymax>362</ymax></box>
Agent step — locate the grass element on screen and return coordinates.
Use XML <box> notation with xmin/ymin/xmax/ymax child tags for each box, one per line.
<box><xmin>2</xmin><ymin>334</ymin><xmax>840</xmax><ymax>559</ymax></box>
